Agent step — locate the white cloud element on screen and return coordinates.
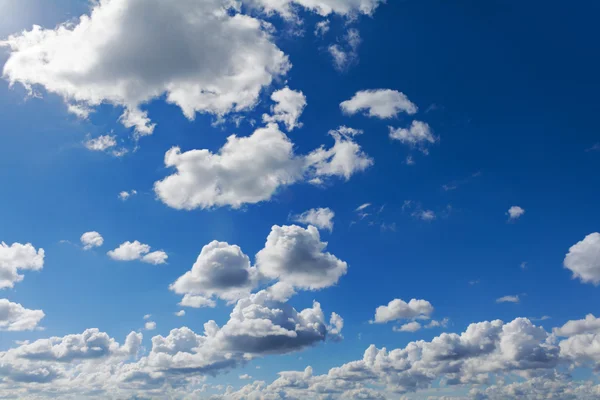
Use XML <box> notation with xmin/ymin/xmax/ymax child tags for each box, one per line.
<box><xmin>0</xmin><ymin>299</ymin><xmax>45</xmax><ymax>331</ymax></box>
<box><xmin>1</xmin><ymin>0</ymin><xmax>290</xmax><ymax>132</ymax></box>
<box><xmin>143</xmin><ymin>314</ymin><xmax>151</xmax><ymax>320</ymax></box>
<box><xmin>373</xmin><ymin>298</ymin><xmax>434</xmax><ymax>324</ymax></box>
<box><xmin>107</xmin><ymin>241</ymin><xmax>167</xmax><ymax>265</ymax></box>
<box><xmin>80</xmin><ymin>231</ymin><xmax>104</xmax><ymax>250</ymax></box>
<box><xmin>170</xmin><ymin>241</ymin><xmax>260</xmax><ymax>305</ymax></box>
<box><xmin>84</xmin><ymin>135</ymin><xmax>116</xmax><ymax>152</ymax></box>
<box><xmin>314</xmin><ymin>20</ymin><xmax>330</xmax><ymax>36</ymax></box>
<box><xmin>292</xmin><ymin>208</ymin><xmax>335</xmax><ymax>232</ymax></box>
<box><xmin>256</xmin><ymin>225</ymin><xmax>348</xmax><ymax>290</ymax></box>
<box><xmin>67</xmin><ymin>103</ymin><xmax>93</xmax><ymax>119</ymax></box>
<box><xmin>554</xmin><ymin>314</ymin><xmax>600</xmax><ymax>337</ymax></box>
<box><xmin>179</xmin><ymin>294</ymin><xmax>217</xmax><ymax>309</ymax></box>
<box><xmin>144</xmin><ymin>321</ymin><xmax>156</xmax><ymax>331</ymax></box>
<box><xmin>393</xmin><ymin>321</ymin><xmax>422</xmax><ymax>333</ymax></box>
<box><xmin>244</xmin><ymin>0</ymin><xmax>384</xmax><ymax>18</ymax></box>
<box><xmin>154</xmin><ymin>123</ymin><xmax>372</xmax><ymax>210</ymax></box>
<box><xmin>564</xmin><ymin>232</ymin><xmax>600</xmax><ymax>285</ymax></box>
<box><xmin>507</xmin><ymin>205</ymin><xmax>525</xmax><ymax>220</ymax></box>
<box><xmin>239</xmin><ymin>374</ymin><xmax>252</xmax><ymax>380</ymax></box>
<box><xmin>175</xmin><ymin>310</ymin><xmax>185</xmax><ymax>317</ymax></box>
<box><xmin>425</xmin><ymin>318</ymin><xmax>449</xmax><ymax>329</ymax></box>
<box><xmin>389</xmin><ymin>121</ymin><xmax>436</xmax><ymax>153</ymax></box>
<box><xmin>413</xmin><ymin>209</ymin><xmax>436</xmax><ymax>221</ymax></box>
<box><xmin>496</xmin><ymin>295</ymin><xmax>520</xmax><ymax>303</ymax></box>
<box><xmin>0</xmin><ymin>242</ymin><xmax>44</xmax><ymax>289</ymax></box>
<box><xmin>328</xmin><ymin>28</ymin><xmax>361</xmax><ymax>71</ymax></box>
<box><xmin>355</xmin><ymin>203</ymin><xmax>371</xmax><ymax>212</ymax></box>
<box><xmin>263</xmin><ymin>87</ymin><xmax>306</xmax><ymax>131</ymax></box>
<box><xmin>118</xmin><ymin>190</ymin><xmax>137</xmax><ymax>201</ymax></box>
<box><xmin>340</xmin><ymin>89</ymin><xmax>418</xmax><ymax>118</ymax></box>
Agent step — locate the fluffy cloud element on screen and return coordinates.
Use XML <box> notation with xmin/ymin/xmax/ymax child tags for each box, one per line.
<box><xmin>394</xmin><ymin>321</ymin><xmax>422</xmax><ymax>333</ymax></box>
<box><xmin>0</xmin><ymin>242</ymin><xmax>44</xmax><ymax>289</ymax></box>
<box><xmin>0</xmin><ymin>299</ymin><xmax>44</xmax><ymax>331</ymax></box>
<box><xmin>496</xmin><ymin>295</ymin><xmax>520</xmax><ymax>304</ymax></box>
<box><xmin>389</xmin><ymin>120</ymin><xmax>437</xmax><ymax>155</ymax></box>
<box><xmin>340</xmin><ymin>89</ymin><xmax>418</xmax><ymax>118</ymax></box>
<box><xmin>154</xmin><ymin>123</ymin><xmax>372</xmax><ymax>210</ymax></box>
<box><xmin>263</xmin><ymin>87</ymin><xmax>306</xmax><ymax>131</ymax></box>
<box><xmin>84</xmin><ymin>135</ymin><xmax>116</xmax><ymax>152</ymax></box>
<box><xmin>244</xmin><ymin>0</ymin><xmax>384</xmax><ymax>19</ymax></box>
<box><xmin>554</xmin><ymin>314</ymin><xmax>600</xmax><ymax>337</ymax></box>
<box><xmin>80</xmin><ymin>231</ymin><xmax>104</xmax><ymax>250</ymax></box>
<box><xmin>1</xmin><ymin>0</ymin><xmax>290</xmax><ymax>133</ymax></box>
<box><xmin>373</xmin><ymin>298</ymin><xmax>433</xmax><ymax>324</ymax></box>
<box><xmin>564</xmin><ymin>233</ymin><xmax>600</xmax><ymax>285</ymax></box>
<box><xmin>179</xmin><ymin>294</ymin><xmax>217</xmax><ymax>309</ymax></box>
<box><xmin>256</xmin><ymin>225</ymin><xmax>348</xmax><ymax>290</ymax></box>
<box><xmin>175</xmin><ymin>310</ymin><xmax>185</xmax><ymax>317</ymax></box>
<box><xmin>170</xmin><ymin>241</ymin><xmax>260</xmax><ymax>305</ymax></box>
<box><xmin>144</xmin><ymin>321</ymin><xmax>156</xmax><ymax>331</ymax></box>
<box><xmin>107</xmin><ymin>241</ymin><xmax>167</xmax><ymax>265</ymax></box>
<box><xmin>292</xmin><ymin>207</ymin><xmax>335</xmax><ymax>232</ymax></box>
<box><xmin>507</xmin><ymin>206</ymin><xmax>525</xmax><ymax>220</ymax></box>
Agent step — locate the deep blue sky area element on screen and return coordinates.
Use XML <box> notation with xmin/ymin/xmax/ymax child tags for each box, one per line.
<box><xmin>0</xmin><ymin>0</ymin><xmax>599</xmax><ymax>398</ymax></box>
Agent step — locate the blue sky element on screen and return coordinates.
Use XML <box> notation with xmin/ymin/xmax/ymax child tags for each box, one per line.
<box><xmin>1</xmin><ymin>0</ymin><xmax>600</xmax><ymax>398</ymax></box>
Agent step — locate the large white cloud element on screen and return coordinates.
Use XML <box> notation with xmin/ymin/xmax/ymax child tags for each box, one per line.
<box><xmin>0</xmin><ymin>299</ymin><xmax>44</xmax><ymax>331</ymax></box>
<box><xmin>373</xmin><ymin>298</ymin><xmax>434</xmax><ymax>324</ymax></box>
<box><xmin>170</xmin><ymin>241</ymin><xmax>260</xmax><ymax>306</ymax></box>
<box><xmin>340</xmin><ymin>89</ymin><xmax>418</xmax><ymax>119</ymax></box>
<box><xmin>154</xmin><ymin>123</ymin><xmax>372</xmax><ymax>210</ymax></box>
<box><xmin>564</xmin><ymin>232</ymin><xmax>600</xmax><ymax>285</ymax></box>
<box><xmin>554</xmin><ymin>314</ymin><xmax>600</xmax><ymax>337</ymax></box>
<box><xmin>0</xmin><ymin>242</ymin><xmax>44</xmax><ymax>289</ymax></box>
<box><xmin>1</xmin><ymin>0</ymin><xmax>290</xmax><ymax>133</ymax></box>
<box><xmin>107</xmin><ymin>241</ymin><xmax>167</xmax><ymax>265</ymax></box>
<box><xmin>256</xmin><ymin>225</ymin><xmax>348</xmax><ymax>290</ymax></box>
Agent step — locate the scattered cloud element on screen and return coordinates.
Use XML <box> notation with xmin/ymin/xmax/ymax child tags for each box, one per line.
<box><xmin>340</xmin><ymin>89</ymin><xmax>417</xmax><ymax>119</ymax></box>
<box><xmin>175</xmin><ymin>310</ymin><xmax>185</xmax><ymax>317</ymax></box>
<box><xmin>118</xmin><ymin>190</ymin><xmax>137</xmax><ymax>201</ymax></box>
<box><xmin>564</xmin><ymin>233</ymin><xmax>600</xmax><ymax>285</ymax></box>
<box><xmin>520</xmin><ymin>261</ymin><xmax>528</xmax><ymax>270</ymax></box>
<box><xmin>84</xmin><ymin>135</ymin><xmax>116</xmax><ymax>151</ymax></box>
<box><xmin>144</xmin><ymin>321</ymin><xmax>156</xmax><ymax>331</ymax></box>
<box><xmin>393</xmin><ymin>321</ymin><xmax>422</xmax><ymax>332</ymax></box>
<box><xmin>291</xmin><ymin>208</ymin><xmax>335</xmax><ymax>232</ymax></box>
<box><xmin>262</xmin><ymin>87</ymin><xmax>306</xmax><ymax>131</ymax></box>
<box><xmin>80</xmin><ymin>231</ymin><xmax>104</xmax><ymax>250</ymax></box>
<box><xmin>244</xmin><ymin>0</ymin><xmax>385</xmax><ymax>18</ymax></box>
<box><xmin>314</xmin><ymin>20</ymin><xmax>330</xmax><ymax>36</ymax></box>
<box><xmin>389</xmin><ymin>121</ymin><xmax>436</xmax><ymax>154</ymax></box>
<box><xmin>239</xmin><ymin>374</ymin><xmax>252</xmax><ymax>380</ymax></box>
<box><xmin>496</xmin><ymin>295</ymin><xmax>520</xmax><ymax>303</ymax></box>
<box><xmin>372</xmin><ymin>298</ymin><xmax>434</xmax><ymax>324</ymax></box>
<box><xmin>413</xmin><ymin>209</ymin><xmax>436</xmax><ymax>221</ymax></box>
<box><xmin>507</xmin><ymin>206</ymin><xmax>525</xmax><ymax>221</ymax></box>
<box><xmin>107</xmin><ymin>241</ymin><xmax>168</xmax><ymax>265</ymax></box>
<box><xmin>0</xmin><ymin>299</ymin><xmax>45</xmax><ymax>331</ymax></box>
<box><xmin>143</xmin><ymin>314</ymin><xmax>151</xmax><ymax>320</ymax></box>
<box><xmin>0</xmin><ymin>242</ymin><xmax>44</xmax><ymax>289</ymax></box>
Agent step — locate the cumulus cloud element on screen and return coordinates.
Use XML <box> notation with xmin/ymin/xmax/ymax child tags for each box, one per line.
<box><xmin>244</xmin><ymin>0</ymin><xmax>385</xmax><ymax>18</ymax></box>
<box><xmin>107</xmin><ymin>241</ymin><xmax>167</xmax><ymax>265</ymax></box>
<box><xmin>314</xmin><ymin>20</ymin><xmax>330</xmax><ymax>36</ymax></box>
<box><xmin>413</xmin><ymin>209</ymin><xmax>436</xmax><ymax>221</ymax></box>
<box><xmin>496</xmin><ymin>295</ymin><xmax>520</xmax><ymax>303</ymax></box>
<box><xmin>507</xmin><ymin>206</ymin><xmax>525</xmax><ymax>221</ymax></box>
<box><xmin>256</xmin><ymin>225</ymin><xmax>348</xmax><ymax>290</ymax></box>
<box><xmin>340</xmin><ymin>89</ymin><xmax>418</xmax><ymax>118</ymax></box>
<box><xmin>80</xmin><ymin>231</ymin><xmax>104</xmax><ymax>250</ymax></box>
<box><xmin>389</xmin><ymin>121</ymin><xmax>436</xmax><ymax>154</ymax></box>
<box><xmin>154</xmin><ymin>123</ymin><xmax>372</xmax><ymax>210</ymax></box>
<box><xmin>564</xmin><ymin>232</ymin><xmax>600</xmax><ymax>285</ymax></box>
<box><xmin>118</xmin><ymin>190</ymin><xmax>137</xmax><ymax>201</ymax></box>
<box><xmin>1</xmin><ymin>0</ymin><xmax>290</xmax><ymax>133</ymax></box>
<box><xmin>393</xmin><ymin>321</ymin><xmax>422</xmax><ymax>333</ymax></box>
<box><xmin>144</xmin><ymin>321</ymin><xmax>156</xmax><ymax>331</ymax></box>
<box><xmin>554</xmin><ymin>314</ymin><xmax>600</xmax><ymax>337</ymax></box>
<box><xmin>263</xmin><ymin>87</ymin><xmax>306</xmax><ymax>131</ymax></box>
<box><xmin>170</xmin><ymin>241</ymin><xmax>260</xmax><ymax>306</ymax></box>
<box><xmin>178</xmin><ymin>294</ymin><xmax>217</xmax><ymax>309</ymax></box>
<box><xmin>84</xmin><ymin>135</ymin><xmax>116</xmax><ymax>152</ymax></box>
<box><xmin>175</xmin><ymin>310</ymin><xmax>185</xmax><ymax>317</ymax></box>
<box><xmin>291</xmin><ymin>208</ymin><xmax>335</xmax><ymax>232</ymax></box>
<box><xmin>0</xmin><ymin>299</ymin><xmax>45</xmax><ymax>331</ymax></box>
<box><xmin>0</xmin><ymin>242</ymin><xmax>44</xmax><ymax>289</ymax></box>
<box><xmin>372</xmin><ymin>298</ymin><xmax>434</xmax><ymax>324</ymax></box>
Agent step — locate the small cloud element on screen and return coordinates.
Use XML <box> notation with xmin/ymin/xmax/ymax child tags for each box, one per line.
<box><xmin>496</xmin><ymin>295</ymin><xmax>520</xmax><ymax>304</ymax></box>
<box><xmin>314</xmin><ymin>20</ymin><xmax>330</xmax><ymax>37</ymax></box>
<box><xmin>586</xmin><ymin>143</ymin><xmax>600</xmax><ymax>152</ymax></box>
<box><xmin>393</xmin><ymin>321</ymin><xmax>422</xmax><ymax>333</ymax></box>
<box><xmin>143</xmin><ymin>314</ymin><xmax>151</xmax><ymax>320</ymax></box>
<box><xmin>80</xmin><ymin>231</ymin><xmax>104</xmax><ymax>250</ymax></box>
<box><xmin>239</xmin><ymin>374</ymin><xmax>252</xmax><ymax>380</ymax></box>
<box><xmin>175</xmin><ymin>310</ymin><xmax>185</xmax><ymax>317</ymax></box>
<box><xmin>119</xmin><ymin>190</ymin><xmax>138</xmax><ymax>201</ymax></box>
<box><xmin>144</xmin><ymin>321</ymin><xmax>156</xmax><ymax>330</ymax></box>
<box><xmin>413</xmin><ymin>210</ymin><xmax>436</xmax><ymax>221</ymax></box>
<box><xmin>405</xmin><ymin>155</ymin><xmax>415</xmax><ymax>165</ymax></box>
<box><xmin>520</xmin><ymin>261</ymin><xmax>528</xmax><ymax>270</ymax></box>
<box><xmin>425</xmin><ymin>318</ymin><xmax>449</xmax><ymax>329</ymax></box>
<box><xmin>507</xmin><ymin>206</ymin><xmax>525</xmax><ymax>221</ymax></box>
<box><xmin>355</xmin><ymin>203</ymin><xmax>371</xmax><ymax>212</ymax></box>
<box><xmin>469</xmin><ymin>280</ymin><xmax>480</xmax><ymax>285</ymax></box>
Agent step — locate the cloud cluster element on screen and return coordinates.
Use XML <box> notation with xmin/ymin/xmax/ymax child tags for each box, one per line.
<box><xmin>244</xmin><ymin>0</ymin><xmax>385</xmax><ymax>18</ymax></box>
<box><xmin>292</xmin><ymin>207</ymin><xmax>335</xmax><ymax>232</ymax></box>
<box><xmin>389</xmin><ymin>120</ymin><xmax>436</xmax><ymax>153</ymax></box>
<box><xmin>107</xmin><ymin>241</ymin><xmax>168</xmax><ymax>265</ymax></box>
<box><xmin>0</xmin><ymin>242</ymin><xmax>44</xmax><ymax>289</ymax></box>
<box><xmin>0</xmin><ymin>299</ymin><xmax>45</xmax><ymax>331</ymax></box>
<box><xmin>564</xmin><ymin>232</ymin><xmax>600</xmax><ymax>285</ymax></box>
<box><xmin>154</xmin><ymin>123</ymin><xmax>372</xmax><ymax>210</ymax></box>
<box><xmin>1</xmin><ymin>0</ymin><xmax>290</xmax><ymax>133</ymax></box>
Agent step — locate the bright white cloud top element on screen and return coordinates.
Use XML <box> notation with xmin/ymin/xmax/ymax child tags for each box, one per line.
<box><xmin>340</xmin><ymin>89</ymin><xmax>418</xmax><ymax>118</ymax></box>
<box><xmin>80</xmin><ymin>231</ymin><xmax>104</xmax><ymax>250</ymax></box>
<box><xmin>262</xmin><ymin>87</ymin><xmax>307</xmax><ymax>131</ymax></box>
<box><xmin>107</xmin><ymin>241</ymin><xmax>168</xmax><ymax>265</ymax></box>
<box><xmin>564</xmin><ymin>232</ymin><xmax>600</xmax><ymax>285</ymax></box>
<box><xmin>0</xmin><ymin>242</ymin><xmax>44</xmax><ymax>289</ymax></box>
<box><xmin>507</xmin><ymin>205</ymin><xmax>526</xmax><ymax>220</ymax></box>
<box><xmin>0</xmin><ymin>299</ymin><xmax>45</xmax><ymax>331</ymax></box>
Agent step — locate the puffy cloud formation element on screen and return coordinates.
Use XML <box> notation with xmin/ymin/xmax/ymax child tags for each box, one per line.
<box><xmin>507</xmin><ymin>205</ymin><xmax>525</xmax><ymax>220</ymax></box>
<box><xmin>175</xmin><ymin>310</ymin><xmax>185</xmax><ymax>317</ymax></box>
<box><xmin>292</xmin><ymin>207</ymin><xmax>335</xmax><ymax>232</ymax></box>
<box><xmin>244</xmin><ymin>0</ymin><xmax>384</xmax><ymax>18</ymax></box>
<box><xmin>256</xmin><ymin>225</ymin><xmax>348</xmax><ymax>290</ymax></box>
<box><xmin>170</xmin><ymin>241</ymin><xmax>260</xmax><ymax>306</ymax></box>
<box><xmin>263</xmin><ymin>87</ymin><xmax>306</xmax><ymax>131</ymax></box>
<box><xmin>564</xmin><ymin>232</ymin><xmax>600</xmax><ymax>285</ymax></box>
<box><xmin>0</xmin><ymin>299</ymin><xmax>44</xmax><ymax>331</ymax></box>
<box><xmin>389</xmin><ymin>121</ymin><xmax>436</xmax><ymax>154</ymax></box>
<box><xmin>340</xmin><ymin>89</ymin><xmax>418</xmax><ymax>118</ymax></box>
<box><xmin>80</xmin><ymin>231</ymin><xmax>104</xmax><ymax>250</ymax></box>
<box><xmin>154</xmin><ymin>123</ymin><xmax>372</xmax><ymax>210</ymax></box>
<box><xmin>144</xmin><ymin>321</ymin><xmax>156</xmax><ymax>331</ymax></box>
<box><xmin>1</xmin><ymin>0</ymin><xmax>290</xmax><ymax>133</ymax></box>
<box><xmin>107</xmin><ymin>241</ymin><xmax>167</xmax><ymax>265</ymax></box>
<box><xmin>554</xmin><ymin>314</ymin><xmax>600</xmax><ymax>337</ymax></box>
<box><xmin>373</xmin><ymin>298</ymin><xmax>434</xmax><ymax>323</ymax></box>
<box><xmin>0</xmin><ymin>242</ymin><xmax>44</xmax><ymax>289</ymax></box>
